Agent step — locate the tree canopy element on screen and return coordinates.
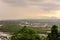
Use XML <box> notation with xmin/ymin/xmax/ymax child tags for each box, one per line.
<box><xmin>10</xmin><ymin>26</ymin><xmax>41</xmax><ymax>40</ymax></box>
<box><xmin>47</xmin><ymin>25</ymin><xmax>58</xmax><ymax>40</ymax></box>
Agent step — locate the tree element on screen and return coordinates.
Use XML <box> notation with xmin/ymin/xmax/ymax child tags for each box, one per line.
<box><xmin>10</xmin><ymin>26</ymin><xmax>41</xmax><ymax>40</ymax></box>
<box><xmin>47</xmin><ymin>25</ymin><xmax>58</xmax><ymax>40</ymax></box>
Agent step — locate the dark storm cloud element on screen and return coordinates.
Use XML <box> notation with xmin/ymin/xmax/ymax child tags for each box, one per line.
<box><xmin>2</xmin><ymin>0</ymin><xmax>60</xmax><ymax>11</ymax></box>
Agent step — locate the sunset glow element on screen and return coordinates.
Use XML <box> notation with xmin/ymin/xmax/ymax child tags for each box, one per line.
<box><xmin>0</xmin><ymin>0</ymin><xmax>60</xmax><ymax>20</ymax></box>
<box><xmin>55</xmin><ymin>11</ymin><xmax>60</xmax><ymax>18</ymax></box>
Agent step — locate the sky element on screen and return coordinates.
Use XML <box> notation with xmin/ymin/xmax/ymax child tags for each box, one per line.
<box><xmin>0</xmin><ymin>0</ymin><xmax>60</xmax><ymax>20</ymax></box>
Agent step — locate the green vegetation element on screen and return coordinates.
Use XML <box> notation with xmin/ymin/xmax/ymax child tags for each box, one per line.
<box><xmin>10</xmin><ymin>26</ymin><xmax>41</xmax><ymax>40</ymax></box>
<box><xmin>47</xmin><ymin>25</ymin><xmax>59</xmax><ymax>40</ymax></box>
<box><xmin>0</xmin><ymin>24</ymin><xmax>21</xmax><ymax>32</ymax></box>
<box><xmin>0</xmin><ymin>24</ymin><xmax>50</xmax><ymax>33</ymax></box>
<box><xmin>0</xmin><ymin>24</ymin><xmax>60</xmax><ymax>40</ymax></box>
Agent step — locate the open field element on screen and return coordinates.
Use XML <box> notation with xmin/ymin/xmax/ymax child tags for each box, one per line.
<box><xmin>0</xmin><ymin>25</ymin><xmax>51</xmax><ymax>34</ymax></box>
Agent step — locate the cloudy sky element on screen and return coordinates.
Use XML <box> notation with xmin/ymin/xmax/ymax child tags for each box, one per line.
<box><xmin>0</xmin><ymin>0</ymin><xmax>60</xmax><ymax>20</ymax></box>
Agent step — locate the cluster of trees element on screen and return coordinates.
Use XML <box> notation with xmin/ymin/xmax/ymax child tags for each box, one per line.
<box><xmin>9</xmin><ymin>26</ymin><xmax>41</xmax><ymax>40</ymax></box>
<box><xmin>47</xmin><ymin>25</ymin><xmax>60</xmax><ymax>40</ymax></box>
<box><xmin>9</xmin><ymin>25</ymin><xmax>59</xmax><ymax>40</ymax></box>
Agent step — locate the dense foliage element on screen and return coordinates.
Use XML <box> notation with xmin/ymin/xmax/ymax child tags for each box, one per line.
<box><xmin>10</xmin><ymin>26</ymin><xmax>41</xmax><ymax>40</ymax></box>
<box><xmin>47</xmin><ymin>25</ymin><xmax>58</xmax><ymax>40</ymax></box>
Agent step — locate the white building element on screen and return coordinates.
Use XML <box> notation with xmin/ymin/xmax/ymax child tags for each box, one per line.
<box><xmin>0</xmin><ymin>32</ymin><xmax>11</xmax><ymax>40</ymax></box>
